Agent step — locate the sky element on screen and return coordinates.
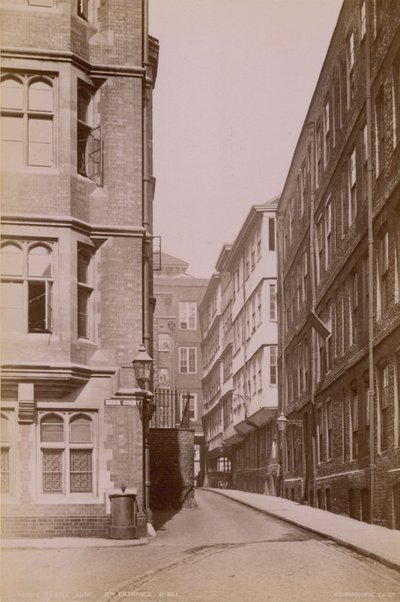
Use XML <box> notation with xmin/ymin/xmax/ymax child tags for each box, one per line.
<box><xmin>149</xmin><ymin>0</ymin><xmax>343</xmax><ymax>277</ymax></box>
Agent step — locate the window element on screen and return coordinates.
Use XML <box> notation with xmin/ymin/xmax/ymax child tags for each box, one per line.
<box><xmin>257</xmin><ymin>288</ymin><xmax>262</xmax><ymax>326</ymax></box>
<box><xmin>270</xmin><ymin>346</ymin><xmax>277</xmax><ymax>385</ymax></box>
<box><xmin>349</xmin><ymin>148</ymin><xmax>357</xmax><ymax>222</ymax></box>
<box><xmin>325</xmin><ymin>198</ymin><xmax>332</xmax><ymax>268</ymax></box>
<box><xmin>325</xmin><ymin>303</ymin><xmax>333</xmax><ymax>372</ymax></box>
<box><xmin>316</xmin><ymin>123</ymin><xmax>322</xmax><ymax>187</ymax></box>
<box><xmin>180</xmin><ymin>393</ymin><xmax>197</xmax><ymax>422</ymax></box>
<box><xmin>251</xmin><ymin>243</ymin><xmax>256</xmax><ymax>271</ymax></box>
<box><xmin>302</xmin><ymin>248</ymin><xmax>308</xmax><ymax>300</ymax></box>
<box><xmin>326</xmin><ymin>400</ymin><xmax>333</xmax><ymax>460</ymax></box>
<box><xmin>361</xmin><ymin>124</ymin><xmax>368</xmax><ymax>199</ymax></box>
<box><xmin>158</xmin><ymin>333</ymin><xmax>170</xmax><ymax>352</ymax></box>
<box><xmin>378</xmin><ymin>364</ymin><xmax>389</xmax><ymax>451</ymax></box>
<box><xmin>362</xmin><ymin>253</ymin><xmax>369</xmax><ymax>330</ymax></box>
<box><xmin>323</xmin><ymin>98</ymin><xmax>331</xmax><ymax>166</ymax></box>
<box><xmin>374</xmin><ymin>87</ymin><xmax>384</xmax><ymax>176</ymax></box>
<box><xmin>1</xmin><ymin>413</ymin><xmax>12</xmax><ymax>493</ymax></box>
<box><xmin>256</xmin><ymin>229</ymin><xmax>262</xmax><ymax>260</ymax></box>
<box><xmin>346</xmin><ymin>31</ymin><xmax>355</xmax><ymax>107</ymax></box>
<box><xmin>317</xmin><ymin>405</ymin><xmax>324</xmax><ymax>463</ymax></box>
<box><xmin>268</xmin><ymin>218</ymin><xmax>275</xmax><ymax>251</ymax></box>
<box><xmin>350</xmin><ymin>384</ymin><xmax>359</xmax><ymax>459</ymax></box>
<box><xmin>251</xmin><ymin>296</ymin><xmax>256</xmax><ymax>333</ymax></box>
<box><xmin>316</xmin><ymin>215</ymin><xmax>324</xmax><ymax>284</ymax></box>
<box><xmin>40</xmin><ymin>413</ymin><xmax>94</xmax><ymax>495</ymax></box>
<box><xmin>378</xmin><ymin>230</ymin><xmax>389</xmax><ymax>317</ymax></box>
<box><xmin>77</xmin><ymin>248</ymin><xmax>93</xmax><ymax>339</ymax></box>
<box><xmin>1</xmin><ymin>241</ymin><xmax>53</xmax><ymax>334</ymax></box>
<box><xmin>360</xmin><ymin>1</ymin><xmax>366</xmax><ymax>40</ymax></box>
<box><xmin>269</xmin><ymin>283</ymin><xmax>276</xmax><ymax>321</ymax></box>
<box><xmin>179</xmin><ymin>347</ymin><xmax>197</xmax><ymax>373</ymax></box>
<box><xmin>77</xmin><ymin>0</ymin><xmax>89</xmax><ymax>20</ymax></box>
<box><xmin>245</xmin><ymin>251</ymin><xmax>250</xmax><ymax>280</ymax></box>
<box><xmin>1</xmin><ymin>74</ymin><xmax>54</xmax><ymax>168</ymax></box>
<box><xmin>350</xmin><ymin>270</ymin><xmax>358</xmax><ymax>345</ymax></box>
<box><xmin>158</xmin><ymin>368</ymin><xmax>169</xmax><ymax>388</ymax></box>
<box><xmin>77</xmin><ymin>80</ymin><xmax>102</xmax><ymax>184</ymax></box>
<box><xmin>179</xmin><ymin>301</ymin><xmax>197</xmax><ymax>330</ymax></box>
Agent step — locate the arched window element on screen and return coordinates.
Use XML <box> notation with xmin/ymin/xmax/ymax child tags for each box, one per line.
<box><xmin>28</xmin><ymin>79</ymin><xmax>53</xmax><ymax>112</ymax></box>
<box><xmin>28</xmin><ymin>244</ymin><xmax>52</xmax><ymax>278</ymax></box>
<box><xmin>28</xmin><ymin>244</ymin><xmax>53</xmax><ymax>333</ymax></box>
<box><xmin>0</xmin><ymin>73</ymin><xmax>54</xmax><ymax>168</ymax></box>
<box><xmin>1</xmin><ymin>243</ymin><xmax>23</xmax><ymax>276</ymax></box>
<box><xmin>77</xmin><ymin>248</ymin><xmax>93</xmax><ymax>339</ymax></box>
<box><xmin>40</xmin><ymin>413</ymin><xmax>94</xmax><ymax>495</ymax></box>
<box><xmin>1</xmin><ymin>241</ymin><xmax>54</xmax><ymax>335</ymax></box>
<box><xmin>1</xmin><ymin>76</ymin><xmax>23</xmax><ymax>110</ymax></box>
<box><xmin>1</xmin><ymin>414</ymin><xmax>10</xmax><ymax>493</ymax></box>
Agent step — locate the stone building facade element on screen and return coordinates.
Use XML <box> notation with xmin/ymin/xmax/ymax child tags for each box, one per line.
<box><xmin>1</xmin><ymin>0</ymin><xmax>158</xmax><ymax>538</ymax></box>
<box><xmin>277</xmin><ymin>0</ymin><xmax>400</xmax><ymax>528</ymax></box>
<box><xmin>200</xmin><ymin>200</ymin><xmax>279</xmax><ymax>493</ymax></box>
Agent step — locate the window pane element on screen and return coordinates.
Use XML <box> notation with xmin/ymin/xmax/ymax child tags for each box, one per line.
<box><xmin>1</xmin><ymin>77</ymin><xmax>23</xmax><ymax>110</ymax></box>
<box><xmin>1</xmin><ymin>449</ymin><xmax>10</xmax><ymax>492</ymax></box>
<box><xmin>28</xmin><ymin>80</ymin><xmax>53</xmax><ymax>112</ymax></box>
<box><xmin>28</xmin><ymin>281</ymin><xmax>47</xmax><ymax>332</ymax></box>
<box><xmin>28</xmin><ymin>245</ymin><xmax>51</xmax><ymax>277</ymax></box>
<box><xmin>1</xmin><ymin>115</ymin><xmax>24</xmax><ymax>167</ymax></box>
<box><xmin>1</xmin><ymin>281</ymin><xmax>24</xmax><ymax>334</ymax></box>
<box><xmin>1</xmin><ymin>416</ymin><xmax>9</xmax><ymax>441</ymax></box>
<box><xmin>41</xmin><ymin>416</ymin><xmax>64</xmax><ymax>442</ymax></box>
<box><xmin>28</xmin><ymin>118</ymin><xmax>53</xmax><ymax>166</ymax></box>
<box><xmin>42</xmin><ymin>450</ymin><xmax>63</xmax><ymax>493</ymax></box>
<box><xmin>1</xmin><ymin>244</ymin><xmax>23</xmax><ymax>276</ymax></box>
<box><xmin>70</xmin><ymin>417</ymin><xmax>92</xmax><ymax>443</ymax></box>
<box><xmin>70</xmin><ymin>450</ymin><xmax>92</xmax><ymax>493</ymax></box>
<box><xmin>78</xmin><ymin>251</ymin><xmax>90</xmax><ymax>284</ymax></box>
<box><xmin>78</xmin><ymin>288</ymin><xmax>90</xmax><ymax>338</ymax></box>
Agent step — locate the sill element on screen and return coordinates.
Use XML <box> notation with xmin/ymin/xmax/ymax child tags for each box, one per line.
<box><xmin>35</xmin><ymin>495</ymin><xmax>103</xmax><ymax>505</ymax></box>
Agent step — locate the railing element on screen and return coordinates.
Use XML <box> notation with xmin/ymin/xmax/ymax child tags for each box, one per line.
<box><xmin>151</xmin><ymin>389</ymin><xmax>192</xmax><ymax>429</ymax></box>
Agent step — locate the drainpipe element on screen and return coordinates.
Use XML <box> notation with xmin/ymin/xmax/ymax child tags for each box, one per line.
<box><xmin>307</xmin><ymin>121</ymin><xmax>317</xmax><ymax>506</ymax></box>
<box><xmin>142</xmin><ymin>0</ymin><xmax>151</xmax><ymax>353</ymax></box>
<box><xmin>276</xmin><ymin>210</ymin><xmax>286</xmax><ymax>497</ymax></box>
<box><xmin>365</xmin><ymin>0</ymin><xmax>375</xmax><ymax>524</ymax></box>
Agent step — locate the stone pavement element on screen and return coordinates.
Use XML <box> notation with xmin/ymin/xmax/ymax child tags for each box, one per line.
<box><xmin>2</xmin><ymin>536</ymin><xmax>147</xmax><ymax>549</ymax></box>
<box><xmin>203</xmin><ymin>488</ymin><xmax>400</xmax><ymax>572</ymax></box>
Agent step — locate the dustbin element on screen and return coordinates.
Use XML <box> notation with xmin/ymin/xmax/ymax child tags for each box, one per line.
<box><xmin>109</xmin><ymin>492</ymin><xmax>137</xmax><ymax>539</ymax></box>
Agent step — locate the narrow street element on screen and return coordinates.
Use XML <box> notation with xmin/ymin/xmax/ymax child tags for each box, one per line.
<box><xmin>3</xmin><ymin>490</ymin><xmax>400</xmax><ymax>602</ymax></box>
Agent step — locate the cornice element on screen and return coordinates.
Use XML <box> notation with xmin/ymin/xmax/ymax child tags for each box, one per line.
<box><xmin>1</xmin><ymin>214</ymin><xmax>146</xmax><ymax>238</ymax></box>
<box><xmin>1</xmin><ymin>47</ymin><xmax>146</xmax><ymax>79</ymax></box>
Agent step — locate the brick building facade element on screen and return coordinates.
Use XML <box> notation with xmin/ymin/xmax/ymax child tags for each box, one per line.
<box><xmin>277</xmin><ymin>0</ymin><xmax>400</xmax><ymax>528</ymax></box>
<box><xmin>153</xmin><ymin>253</ymin><xmax>208</xmax><ymax>480</ymax></box>
<box><xmin>1</xmin><ymin>0</ymin><xmax>158</xmax><ymax>538</ymax></box>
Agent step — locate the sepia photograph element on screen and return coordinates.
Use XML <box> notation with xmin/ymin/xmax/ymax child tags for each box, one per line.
<box><xmin>1</xmin><ymin>0</ymin><xmax>400</xmax><ymax>601</ymax></box>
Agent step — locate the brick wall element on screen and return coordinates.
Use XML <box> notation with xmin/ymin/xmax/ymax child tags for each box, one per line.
<box><xmin>1</xmin><ymin>516</ymin><xmax>110</xmax><ymax>539</ymax></box>
<box><xmin>150</xmin><ymin>428</ymin><xmax>195</xmax><ymax>510</ymax></box>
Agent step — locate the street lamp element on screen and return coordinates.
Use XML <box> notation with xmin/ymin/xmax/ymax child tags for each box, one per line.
<box><xmin>132</xmin><ymin>344</ymin><xmax>155</xmax><ymax>533</ymax></box>
<box><xmin>276</xmin><ymin>413</ymin><xmax>303</xmax><ymax>499</ymax></box>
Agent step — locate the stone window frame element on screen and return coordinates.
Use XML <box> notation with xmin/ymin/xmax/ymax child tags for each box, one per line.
<box><xmin>37</xmin><ymin>411</ymin><xmax>97</xmax><ymax>500</ymax></box>
<box><xmin>1</xmin><ymin>411</ymin><xmax>16</xmax><ymax>497</ymax></box>
<box><xmin>1</xmin><ymin>73</ymin><xmax>56</xmax><ymax>169</ymax></box>
<box><xmin>1</xmin><ymin>240</ymin><xmax>55</xmax><ymax>335</ymax></box>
